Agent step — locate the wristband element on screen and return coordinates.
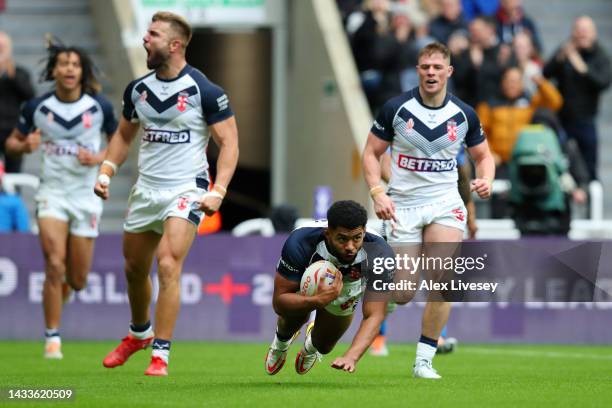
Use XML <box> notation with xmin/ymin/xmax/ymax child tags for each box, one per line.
<box><xmin>369</xmin><ymin>185</ymin><xmax>385</xmax><ymax>198</ymax></box>
<box><xmin>212</xmin><ymin>184</ymin><xmax>227</xmax><ymax>196</ymax></box>
<box><xmin>102</xmin><ymin>160</ymin><xmax>118</xmax><ymax>175</ymax></box>
<box><xmin>97</xmin><ymin>174</ymin><xmax>111</xmax><ymax>187</ymax></box>
<box><xmin>204</xmin><ymin>191</ymin><xmax>224</xmax><ymax>200</ymax></box>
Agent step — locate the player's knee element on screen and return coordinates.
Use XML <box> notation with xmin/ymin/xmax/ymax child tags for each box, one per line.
<box><xmin>312</xmin><ymin>339</ymin><xmax>335</xmax><ymax>355</ymax></box>
<box><xmin>67</xmin><ymin>275</ymin><xmax>87</xmax><ymax>291</ymax></box>
<box><xmin>157</xmin><ymin>257</ymin><xmax>181</xmax><ymax>288</ymax></box>
<box><xmin>45</xmin><ymin>257</ymin><xmax>66</xmax><ymax>280</ymax></box>
<box><xmin>392</xmin><ymin>290</ymin><xmax>415</xmax><ymax>305</ymax></box>
<box><xmin>158</xmin><ymin>256</ymin><xmax>180</xmax><ymax>275</ymax></box>
<box><xmin>125</xmin><ymin>260</ymin><xmax>149</xmax><ymax>283</ymax></box>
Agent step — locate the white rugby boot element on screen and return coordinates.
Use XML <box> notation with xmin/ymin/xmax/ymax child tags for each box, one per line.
<box><xmin>413</xmin><ymin>359</ymin><xmax>442</xmax><ymax>379</ymax></box>
<box><xmin>265</xmin><ymin>329</ymin><xmax>300</xmax><ymax>375</ymax></box>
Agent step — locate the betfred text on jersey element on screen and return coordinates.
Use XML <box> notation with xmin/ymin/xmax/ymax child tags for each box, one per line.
<box><xmin>397</xmin><ymin>154</ymin><xmax>456</xmax><ymax>172</ymax></box>
<box><xmin>42</xmin><ymin>142</ymin><xmax>96</xmax><ymax>157</ymax></box>
<box><xmin>143</xmin><ymin>129</ymin><xmax>191</xmax><ymax>144</ymax></box>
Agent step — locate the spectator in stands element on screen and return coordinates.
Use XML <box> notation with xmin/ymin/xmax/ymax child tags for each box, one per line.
<box><xmin>452</xmin><ymin>15</ymin><xmax>513</xmax><ymax>106</ymax></box>
<box><xmin>337</xmin><ymin>0</ymin><xmax>363</xmax><ymax>26</ymax></box>
<box><xmin>543</xmin><ymin>16</ymin><xmax>611</xmax><ymax>181</ymax></box>
<box><xmin>513</xmin><ymin>31</ymin><xmax>542</xmax><ymax>97</ymax></box>
<box><xmin>429</xmin><ymin>0</ymin><xmax>468</xmax><ymax>45</ymax></box>
<box><xmin>477</xmin><ymin>66</ymin><xmax>563</xmax><ymax>168</ymax></box>
<box><xmin>460</xmin><ymin>0</ymin><xmax>498</xmax><ymax>22</ymax></box>
<box><xmin>387</xmin><ymin>4</ymin><xmax>434</xmax><ymax>93</ymax></box>
<box><xmin>478</xmin><ymin>67</ymin><xmax>561</xmax><ymax>219</ymax></box>
<box><xmin>495</xmin><ymin>0</ymin><xmax>542</xmax><ymax>52</ymax></box>
<box><xmin>349</xmin><ymin>0</ymin><xmax>396</xmax><ymax>110</ymax></box>
<box><xmin>0</xmin><ymin>31</ymin><xmax>35</xmax><ymax>174</ymax></box>
<box><xmin>0</xmin><ymin>158</ymin><xmax>30</xmax><ymax>233</ymax></box>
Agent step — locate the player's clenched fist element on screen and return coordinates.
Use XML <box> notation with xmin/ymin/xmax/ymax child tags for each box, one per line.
<box><xmin>24</xmin><ymin>129</ymin><xmax>42</xmax><ymax>153</ymax></box>
<box><xmin>198</xmin><ymin>191</ymin><xmax>223</xmax><ymax>216</ymax></box>
<box><xmin>313</xmin><ymin>275</ymin><xmax>343</xmax><ymax>309</ymax></box>
<box><xmin>198</xmin><ymin>185</ymin><xmax>227</xmax><ymax>216</ymax></box>
<box><xmin>94</xmin><ymin>174</ymin><xmax>110</xmax><ymax>200</ymax></box>
<box><xmin>470</xmin><ymin>177</ymin><xmax>492</xmax><ymax>199</ymax></box>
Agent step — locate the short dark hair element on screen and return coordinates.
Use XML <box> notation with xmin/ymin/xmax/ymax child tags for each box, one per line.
<box><xmin>41</xmin><ymin>36</ymin><xmax>101</xmax><ymax>94</ymax></box>
<box><xmin>152</xmin><ymin>11</ymin><xmax>192</xmax><ymax>47</ymax></box>
<box><xmin>474</xmin><ymin>15</ymin><xmax>497</xmax><ymax>30</ymax></box>
<box><xmin>327</xmin><ymin>200</ymin><xmax>368</xmax><ymax>230</ymax></box>
<box><xmin>418</xmin><ymin>42</ymin><xmax>451</xmax><ymax>63</ymax></box>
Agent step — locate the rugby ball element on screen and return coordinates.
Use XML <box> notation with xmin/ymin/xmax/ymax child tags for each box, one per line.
<box><xmin>299</xmin><ymin>260</ymin><xmax>340</xmax><ymax>297</ymax></box>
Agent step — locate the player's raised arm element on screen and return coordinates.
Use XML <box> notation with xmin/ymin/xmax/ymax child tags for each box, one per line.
<box><xmin>332</xmin><ymin>300</ymin><xmax>387</xmax><ymax>373</ymax></box>
<box><xmin>272</xmin><ymin>272</ymin><xmax>342</xmax><ymax>316</ymax></box>
<box><xmin>199</xmin><ymin>116</ymin><xmax>239</xmax><ymax>216</ymax></box>
<box><xmin>467</xmin><ymin>139</ymin><xmax>495</xmax><ymax>200</ymax></box>
<box><xmin>94</xmin><ymin>117</ymin><xmax>140</xmax><ymax>200</ymax></box>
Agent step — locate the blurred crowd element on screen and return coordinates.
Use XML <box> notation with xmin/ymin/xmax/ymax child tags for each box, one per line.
<box><xmin>339</xmin><ymin>0</ymin><xmax>611</xmax><ymax>231</ymax></box>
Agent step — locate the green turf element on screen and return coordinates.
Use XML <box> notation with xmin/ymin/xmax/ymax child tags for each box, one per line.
<box><xmin>1</xmin><ymin>341</ymin><xmax>611</xmax><ymax>407</ymax></box>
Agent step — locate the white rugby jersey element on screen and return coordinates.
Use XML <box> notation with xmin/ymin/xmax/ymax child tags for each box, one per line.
<box><xmin>122</xmin><ymin>64</ymin><xmax>234</xmax><ymax>189</ymax></box>
<box><xmin>17</xmin><ymin>92</ymin><xmax>118</xmax><ymax>193</ymax></box>
<box><xmin>371</xmin><ymin>87</ymin><xmax>485</xmax><ymax>206</ymax></box>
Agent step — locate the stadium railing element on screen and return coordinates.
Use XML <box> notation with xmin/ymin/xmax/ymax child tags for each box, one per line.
<box><xmin>2</xmin><ymin>173</ymin><xmax>39</xmax><ymax>194</ymax></box>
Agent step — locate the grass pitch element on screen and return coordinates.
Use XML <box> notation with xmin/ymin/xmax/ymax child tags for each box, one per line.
<box><xmin>1</xmin><ymin>341</ymin><xmax>611</xmax><ymax>407</ymax></box>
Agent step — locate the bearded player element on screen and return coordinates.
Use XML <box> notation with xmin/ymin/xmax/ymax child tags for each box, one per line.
<box><xmin>94</xmin><ymin>11</ymin><xmax>238</xmax><ymax>376</ymax></box>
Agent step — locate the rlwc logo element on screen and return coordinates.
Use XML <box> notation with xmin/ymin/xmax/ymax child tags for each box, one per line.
<box><xmin>397</xmin><ymin>154</ymin><xmax>457</xmax><ymax>172</ymax></box>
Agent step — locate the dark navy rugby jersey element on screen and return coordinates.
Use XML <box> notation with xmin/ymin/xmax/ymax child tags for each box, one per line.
<box><xmin>371</xmin><ymin>87</ymin><xmax>485</xmax><ymax>205</ymax></box>
<box><xmin>277</xmin><ymin>225</ymin><xmax>395</xmax><ymax>291</ymax></box>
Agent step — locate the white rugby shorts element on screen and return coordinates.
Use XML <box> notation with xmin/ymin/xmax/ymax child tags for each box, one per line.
<box><xmin>123</xmin><ymin>184</ymin><xmax>205</xmax><ymax>234</ymax></box>
<box><xmin>384</xmin><ymin>196</ymin><xmax>467</xmax><ymax>243</ymax></box>
<box><xmin>35</xmin><ymin>187</ymin><xmax>103</xmax><ymax>238</ymax></box>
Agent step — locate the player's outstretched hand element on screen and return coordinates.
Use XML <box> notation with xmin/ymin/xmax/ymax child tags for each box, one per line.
<box><xmin>470</xmin><ymin>177</ymin><xmax>491</xmax><ymax>199</ymax></box>
<box><xmin>198</xmin><ymin>192</ymin><xmax>223</xmax><ymax>216</ymax></box>
<box><xmin>94</xmin><ymin>174</ymin><xmax>110</xmax><ymax>200</ymax></box>
<box><xmin>25</xmin><ymin>129</ymin><xmax>42</xmax><ymax>153</ymax></box>
<box><xmin>331</xmin><ymin>356</ymin><xmax>357</xmax><ymax>373</ymax></box>
<box><xmin>372</xmin><ymin>192</ymin><xmax>397</xmax><ymax>222</ymax></box>
<box><xmin>314</xmin><ymin>273</ymin><xmax>343</xmax><ymax>308</ymax></box>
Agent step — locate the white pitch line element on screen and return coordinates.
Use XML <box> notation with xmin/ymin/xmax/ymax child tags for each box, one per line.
<box><xmin>463</xmin><ymin>347</ymin><xmax>612</xmax><ymax>361</ymax></box>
